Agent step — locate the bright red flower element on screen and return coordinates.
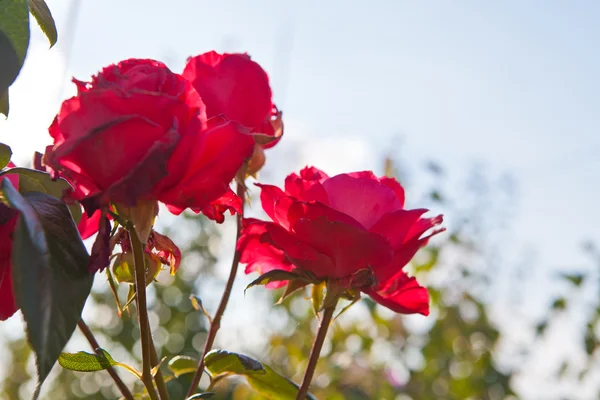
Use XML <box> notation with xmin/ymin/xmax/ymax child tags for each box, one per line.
<box><xmin>0</xmin><ymin>171</ymin><xmax>19</xmax><ymax>321</ymax></box>
<box><xmin>183</xmin><ymin>52</ymin><xmax>283</xmax><ymax>174</ymax></box>
<box><xmin>237</xmin><ymin>167</ymin><xmax>444</xmax><ymax>315</ymax></box>
<box><xmin>44</xmin><ymin>58</ymin><xmax>255</xmax><ymax>221</ymax></box>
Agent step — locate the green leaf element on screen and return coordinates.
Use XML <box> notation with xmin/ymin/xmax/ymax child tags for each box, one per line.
<box><xmin>0</xmin><ymin>143</ymin><xmax>12</xmax><ymax>169</ymax></box>
<box><xmin>28</xmin><ymin>0</ymin><xmax>57</xmax><ymax>47</ymax></box>
<box><xmin>247</xmin><ymin>363</ymin><xmax>317</xmax><ymax>400</ymax></box>
<box><xmin>277</xmin><ymin>279</ymin><xmax>310</xmax><ymax>304</ymax></box>
<box><xmin>0</xmin><ymin>90</ymin><xmax>8</xmax><ymax>117</ymax></box>
<box><xmin>204</xmin><ymin>350</ymin><xmax>265</xmax><ymax>377</ymax></box>
<box><xmin>58</xmin><ymin>349</ymin><xmax>117</xmax><ymax>372</ymax></box>
<box><xmin>186</xmin><ymin>394</ymin><xmax>216</xmax><ymax>399</ymax></box>
<box><xmin>0</xmin><ymin>0</ymin><xmax>30</xmax><ymax>116</ymax></box>
<box><xmin>245</xmin><ymin>270</ymin><xmax>316</xmax><ymax>294</ymax></box>
<box><xmin>2</xmin><ymin>180</ymin><xmax>93</xmax><ymax>398</ymax></box>
<box><xmin>112</xmin><ymin>253</ymin><xmax>134</xmax><ymax>283</ymax></box>
<box><xmin>204</xmin><ymin>350</ymin><xmax>316</xmax><ymax>400</ymax></box>
<box><xmin>1</xmin><ymin>167</ymin><xmax>82</xmax><ymax>223</ymax></box>
<box><xmin>311</xmin><ymin>281</ymin><xmax>326</xmax><ymax>315</ymax></box>
<box><xmin>168</xmin><ymin>355</ymin><xmax>198</xmax><ymax>378</ymax></box>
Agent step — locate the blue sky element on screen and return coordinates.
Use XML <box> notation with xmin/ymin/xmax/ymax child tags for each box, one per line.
<box><xmin>1</xmin><ymin>1</ymin><xmax>599</xmax><ymax>396</ymax></box>
<box><xmin>3</xmin><ymin>0</ymin><xmax>598</xmax><ymax>272</ymax></box>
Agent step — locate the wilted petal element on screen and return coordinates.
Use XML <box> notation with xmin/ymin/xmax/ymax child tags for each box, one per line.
<box><xmin>151</xmin><ymin>231</ymin><xmax>182</xmax><ymax>275</ymax></box>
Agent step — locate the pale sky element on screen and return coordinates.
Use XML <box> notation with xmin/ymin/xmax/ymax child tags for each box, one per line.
<box><xmin>1</xmin><ymin>1</ymin><xmax>599</xmax><ymax>398</ymax></box>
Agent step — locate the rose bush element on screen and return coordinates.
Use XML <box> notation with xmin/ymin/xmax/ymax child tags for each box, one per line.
<box><xmin>183</xmin><ymin>51</ymin><xmax>283</xmax><ymax>174</ymax></box>
<box><xmin>238</xmin><ymin>167</ymin><xmax>444</xmax><ymax>315</ymax></box>
<box><xmin>44</xmin><ymin>58</ymin><xmax>255</xmax><ymax>222</ymax></box>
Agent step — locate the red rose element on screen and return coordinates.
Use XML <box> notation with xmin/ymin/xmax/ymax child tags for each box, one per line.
<box><xmin>0</xmin><ymin>171</ymin><xmax>19</xmax><ymax>321</ymax></box>
<box><xmin>183</xmin><ymin>52</ymin><xmax>283</xmax><ymax>174</ymax></box>
<box><xmin>44</xmin><ymin>58</ymin><xmax>255</xmax><ymax>221</ymax></box>
<box><xmin>237</xmin><ymin>167</ymin><xmax>444</xmax><ymax>315</ymax></box>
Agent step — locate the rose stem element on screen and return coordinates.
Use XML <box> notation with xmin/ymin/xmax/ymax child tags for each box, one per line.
<box><xmin>185</xmin><ymin>178</ymin><xmax>246</xmax><ymax>397</ymax></box>
<box><xmin>77</xmin><ymin>319</ymin><xmax>134</xmax><ymax>400</ymax></box>
<box><xmin>296</xmin><ymin>304</ymin><xmax>337</xmax><ymax>400</ymax></box>
<box><xmin>129</xmin><ymin>226</ymin><xmax>159</xmax><ymax>400</ymax></box>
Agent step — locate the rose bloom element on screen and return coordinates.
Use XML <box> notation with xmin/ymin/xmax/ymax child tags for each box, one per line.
<box><xmin>44</xmin><ymin>58</ymin><xmax>255</xmax><ymax>222</ymax></box>
<box><xmin>183</xmin><ymin>51</ymin><xmax>283</xmax><ymax>174</ymax></box>
<box><xmin>237</xmin><ymin>167</ymin><xmax>444</xmax><ymax>315</ymax></box>
<box><xmin>0</xmin><ymin>170</ymin><xmax>19</xmax><ymax>320</ymax></box>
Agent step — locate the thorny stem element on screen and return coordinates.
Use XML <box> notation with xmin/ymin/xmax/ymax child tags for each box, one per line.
<box><xmin>296</xmin><ymin>303</ymin><xmax>338</xmax><ymax>399</ymax></box>
<box><xmin>129</xmin><ymin>227</ymin><xmax>159</xmax><ymax>400</ymax></box>
<box><xmin>185</xmin><ymin>179</ymin><xmax>246</xmax><ymax>398</ymax></box>
<box><xmin>77</xmin><ymin>319</ymin><xmax>134</xmax><ymax>400</ymax></box>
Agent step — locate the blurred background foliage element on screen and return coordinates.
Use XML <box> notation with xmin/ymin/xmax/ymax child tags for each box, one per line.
<box><xmin>1</xmin><ymin>154</ymin><xmax>598</xmax><ymax>400</ymax></box>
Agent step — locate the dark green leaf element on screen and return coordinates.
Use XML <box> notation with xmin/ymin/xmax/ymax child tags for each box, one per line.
<box><xmin>186</xmin><ymin>393</ymin><xmax>216</xmax><ymax>399</ymax></box>
<box><xmin>58</xmin><ymin>349</ymin><xmax>117</xmax><ymax>372</ymax></box>
<box><xmin>204</xmin><ymin>350</ymin><xmax>265</xmax><ymax>377</ymax></box>
<box><xmin>245</xmin><ymin>270</ymin><xmax>316</xmax><ymax>294</ymax></box>
<box><xmin>2</xmin><ymin>180</ymin><xmax>93</xmax><ymax>398</ymax></box>
<box><xmin>277</xmin><ymin>279</ymin><xmax>310</xmax><ymax>304</ymax></box>
<box><xmin>0</xmin><ymin>0</ymin><xmax>29</xmax><ymax>115</ymax></box>
<box><xmin>167</xmin><ymin>355</ymin><xmax>198</xmax><ymax>378</ymax></box>
<box><xmin>2</xmin><ymin>167</ymin><xmax>82</xmax><ymax>223</ymax></box>
<box><xmin>0</xmin><ymin>142</ymin><xmax>12</xmax><ymax>169</ymax></box>
<box><xmin>0</xmin><ymin>90</ymin><xmax>8</xmax><ymax>117</ymax></box>
<box><xmin>28</xmin><ymin>0</ymin><xmax>57</xmax><ymax>47</ymax></box>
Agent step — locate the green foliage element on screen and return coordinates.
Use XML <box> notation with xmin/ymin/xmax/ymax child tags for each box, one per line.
<box><xmin>245</xmin><ymin>269</ymin><xmax>317</xmax><ymax>294</ymax></box>
<box><xmin>204</xmin><ymin>350</ymin><xmax>316</xmax><ymax>400</ymax></box>
<box><xmin>204</xmin><ymin>350</ymin><xmax>265</xmax><ymax>377</ymax></box>
<box><xmin>0</xmin><ymin>0</ymin><xmax>29</xmax><ymax>116</ymax></box>
<box><xmin>168</xmin><ymin>355</ymin><xmax>198</xmax><ymax>378</ymax></box>
<box><xmin>28</xmin><ymin>0</ymin><xmax>57</xmax><ymax>47</ymax></box>
<box><xmin>0</xmin><ymin>0</ymin><xmax>57</xmax><ymax>116</ymax></box>
<box><xmin>59</xmin><ymin>350</ymin><xmax>119</xmax><ymax>373</ymax></box>
<box><xmin>187</xmin><ymin>393</ymin><xmax>216</xmax><ymax>399</ymax></box>
<box><xmin>0</xmin><ymin>143</ymin><xmax>12</xmax><ymax>169</ymax></box>
<box><xmin>2</xmin><ymin>179</ymin><xmax>93</xmax><ymax>398</ymax></box>
<box><xmin>2</xmin><ymin>167</ymin><xmax>83</xmax><ymax>223</ymax></box>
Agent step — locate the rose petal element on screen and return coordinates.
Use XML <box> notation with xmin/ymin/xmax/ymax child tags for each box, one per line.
<box><xmin>0</xmin><ymin>257</ymin><xmax>17</xmax><ymax>321</ymax></box>
<box><xmin>77</xmin><ymin>209</ymin><xmax>102</xmax><ymax>240</ymax></box>
<box><xmin>238</xmin><ymin>219</ymin><xmax>293</xmax><ymax>288</ymax></box>
<box><xmin>291</xmin><ymin>216</ymin><xmax>393</xmax><ymax>278</ymax></box>
<box><xmin>365</xmin><ymin>273</ymin><xmax>429</xmax><ymax>315</ymax></box>
<box><xmin>183</xmin><ymin>52</ymin><xmax>273</xmax><ymax>130</ymax></box>
<box><xmin>197</xmin><ymin>187</ymin><xmax>243</xmax><ymax>223</ymax></box>
<box><xmin>158</xmin><ymin>118</ymin><xmax>254</xmax><ymax>214</ymax></box>
<box><xmin>322</xmin><ymin>173</ymin><xmax>403</xmax><ymax>229</ymax></box>
<box><xmin>369</xmin><ymin>209</ymin><xmax>429</xmax><ymax>248</ymax></box>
